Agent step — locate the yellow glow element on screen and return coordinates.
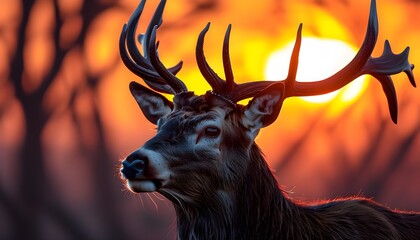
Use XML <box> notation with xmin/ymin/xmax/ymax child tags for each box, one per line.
<box><xmin>265</xmin><ymin>37</ymin><xmax>367</xmax><ymax>104</ymax></box>
<box><xmin>85</xmin><ymin>10</ymin><xmax>125</xmax><ymax>76</ymax></box>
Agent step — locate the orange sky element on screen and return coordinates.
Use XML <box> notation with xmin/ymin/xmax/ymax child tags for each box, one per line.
<box><xmin>0</xmin><ymin>0</ymin><xmax>418</xmax><ymax>152</ymax></box>
<box><xmin>1</xmin><ymin>0</ymin><xmax>420</xmax><ymax>205</ymax></box>
<box><xmin>1</xmin><ymin>3</ymin><xmax>420</xmax><ymax>240</ymax></box>
<box><xmin>94</xmin><ymin>0</ymin><xmax>420</xmax><ymax>162</ymax></box>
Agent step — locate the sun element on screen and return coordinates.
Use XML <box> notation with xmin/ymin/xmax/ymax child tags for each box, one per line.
<box><xmin>265</xmin><ymin>37</ymin><xmax>368</xmax><ymax>103</ymax></box>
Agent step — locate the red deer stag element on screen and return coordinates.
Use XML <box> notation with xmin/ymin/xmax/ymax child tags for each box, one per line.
<box><xmin>119</xmin><ymin>0</ymin><xmax>419</xmax><ymax>239</ymax></box>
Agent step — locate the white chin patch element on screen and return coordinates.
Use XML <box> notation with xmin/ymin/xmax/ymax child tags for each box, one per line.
<box><xmin>127</xmin><ymin>180</ymin><xmax>159</xmax><ymax>192</ymax></box>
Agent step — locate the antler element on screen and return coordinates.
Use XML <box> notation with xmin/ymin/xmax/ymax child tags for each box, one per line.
<box><xmin>284</xmin><ymin>0</ymin><xmax>415</xmax><ymax>124</ymax></box>
<box><xmin>121</xmin><ymin>0</ymin><xmax>415</xmax><ymax>123</ymax></box>
<box><xmin>197</xmin><ymin>0</ymin><xmax>415</xmax><ymax>123</ymax></box>
<box><xmin>119</xmin><ymin>0</ymin><xmax>187</xmax><ymax>94</ymax></box>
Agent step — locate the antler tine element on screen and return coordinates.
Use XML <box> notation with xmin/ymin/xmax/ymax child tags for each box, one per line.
<box><xmin>148</xmin><ymin>25</ymin><xmax>187</xmax><ymax>93</ymax></box>
<box><xmin>196</xmin><ymin>23</ymin><xmax>226</xmax><ymax>93</ymax></box>
<box><xmin>119</xmin><ymin>0</ymin><xmax>187</xmax><ymax>94</ymax></box>
<box><xmin>362</xmin><ymin>40</ymin><xmax>415</xmax><ymax>123</ymax></box>
<box><xmin>125</xmin><ymin>0</ymin><xmax>150</xmax><ymax>69</ymax></box>
<box><xmin>223</xmin><ymin>24</ymin><xmax>235</xmax><ymax>92</ymax></box>
<box><xmin>142</xmin><ymin>0</ymin><xmax>164</xmax><ymax>59</ymax></box>
<box><xmin>284</xmin><ymin>23</ymin><xmax>302</xmax><ymax>95</ymax></box>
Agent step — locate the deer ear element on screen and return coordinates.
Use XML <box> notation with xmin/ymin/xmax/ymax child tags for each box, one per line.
<box><xmin>129</xmin><ymin>81</ymin><xmax>173</xmax><ymax>125</ymax></box>
<box><xmin>242</xmin><ymin>83</ymin><xmax>285</xmax><ymax>133</ymax></box>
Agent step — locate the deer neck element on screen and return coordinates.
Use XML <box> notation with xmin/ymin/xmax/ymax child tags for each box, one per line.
<box><xmin>173</xmin><ymin>190</ymin><xmax>236</xmax><ymax>239</ymax></box>
<box><xmin>173</xmin><ymin>144</ymin><xmax>302</xmax><ymax>240</ymax></box>
<box><xmin>234</xmin><ymin>144</ymin><xmax>302</xmax><ymax>239</ymax></box>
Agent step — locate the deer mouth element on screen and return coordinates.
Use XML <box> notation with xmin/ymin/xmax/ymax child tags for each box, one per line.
<box><xmin>126</xmin><ymin>179</ymin><xmax>163</xmax><ymax>193</ymax></box>
<box><xmin>120</xmin><ymin>159</ymin><xmax>165</xmax><ymax>192</ymax></box>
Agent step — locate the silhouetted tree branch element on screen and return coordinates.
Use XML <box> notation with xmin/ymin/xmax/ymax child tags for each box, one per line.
<box><xmin>6</xmin><ymin>0</ymin><xmax>126</xmax><ymax>239</ymax></box>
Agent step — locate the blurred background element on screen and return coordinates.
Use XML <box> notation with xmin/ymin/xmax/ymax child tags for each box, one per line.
<box><xmin>1</xmin><ymin>0</ymin><xmax>419</xmax><ymax>239</ymax></box>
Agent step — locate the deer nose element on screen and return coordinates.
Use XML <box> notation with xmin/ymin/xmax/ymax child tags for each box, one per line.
<box><xmin>120</xmin><ymin>152</ymin><xmax>148</xmax><ymax>180</ymax></box>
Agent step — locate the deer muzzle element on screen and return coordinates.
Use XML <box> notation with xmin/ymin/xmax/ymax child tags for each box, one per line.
<box><xmin>120</xmin><ymin>148</ymin><xmax>169</xmax><ymax>192</ymax></box>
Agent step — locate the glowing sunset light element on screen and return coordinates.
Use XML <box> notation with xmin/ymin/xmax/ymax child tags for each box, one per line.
<box><xmin>265</xmin><ymin>37</ymin><xmax>368</xmax><ymax>103</ymax></box>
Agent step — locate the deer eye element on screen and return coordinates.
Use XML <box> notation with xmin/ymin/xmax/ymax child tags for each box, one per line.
<box><xmin>204</xmin><ymin>126</ymin><xmax>220</xmax><ymax>138</ymax></box>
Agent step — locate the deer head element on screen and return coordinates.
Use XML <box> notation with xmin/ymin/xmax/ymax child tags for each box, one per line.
<box><xmin>119</xmin><ymin>0</ymin><xmax>415</xmax><ymax>237</ymax></box>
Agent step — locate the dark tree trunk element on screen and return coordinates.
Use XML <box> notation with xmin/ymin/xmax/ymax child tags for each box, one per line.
<box><xmin>15</xmin><ymin>96</ymin><xmax>48</xmax><ymax>239</ymax></box>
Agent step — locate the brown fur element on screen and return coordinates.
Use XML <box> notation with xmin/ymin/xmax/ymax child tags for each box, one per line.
<box><xmin>154</xmin><ymin>97</ymin><xmax>420</xmax><ymax>239</ymax></box>
<box><xmin>229</xmin><ymin>144</ymin><xmax>420</xmax><ymax>240</ymax></box>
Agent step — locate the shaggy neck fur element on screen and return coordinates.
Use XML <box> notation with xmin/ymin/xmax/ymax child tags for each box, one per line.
<box><xmin>171</xmin><ymin>144</ymin><xmax>302</xmax><ymax>239</ymax></box>
<box><xmin>169</xmin><ymin>143</ymin><xmax>420</xmax><ymax>240</ymax></box>
<box><xmin>234</xmin><ymin>145</ymin><xmax>302</xmax><ymax>239</ymax></box>
<box><xmin>173</xmin><ymin>191</ymin><xmax>236</xmax><ymax>239</ymax></box>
